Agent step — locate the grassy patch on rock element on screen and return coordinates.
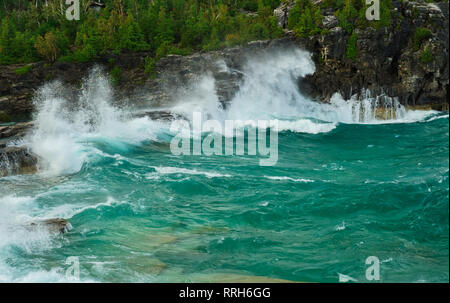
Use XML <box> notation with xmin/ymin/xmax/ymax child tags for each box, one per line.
<box><xmin>414</xmin><ymin>27</ymin><xmax>432</xmax><ymax>51</ymax></box>
<box><xmin>14</xmin><ymin>65</ymin><xmax>32</xmax><ymax>75</ymax></box>
<box><xmin>421</xmin><ymin>47</ymin><xmax>434</xmax><ymax>63</ymax></box>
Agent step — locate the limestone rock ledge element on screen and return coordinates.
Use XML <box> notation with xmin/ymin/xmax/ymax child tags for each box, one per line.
<box><xmin>0</xmin><ymin>146</ymin><xmax>38</xmax><ymax>177</ymax></box>
<box><xmin>0</xmin><ymin>121</ymin><xmax>37</xmax><ymax>177</ymax></box>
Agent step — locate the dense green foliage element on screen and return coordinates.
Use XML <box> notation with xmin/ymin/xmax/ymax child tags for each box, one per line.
<box><xmin>421</xmin><ymin>46</ymin><xmax>433</xmax><ymax>63</ymax></box>
<box><xmin>286</xmin><ymin>0</ymin><xmax>394</xmax><ymax>60</ymax></box>
<box><xmin>0</xmin><ymin>0</ymin><xmax>283</xmax><ymax>65</ymax></box>
<box><xmin>346</xmin><ymin>31</ymin><xmax>358</xmax><ymax>60</ymax></box>
<box><xmin>320</xmin><ymin>0</ymin><xmax>392</xmax><ymax>32</ymax></box>
<box><xmin>0</xmin><ymin>0</ymin><xmax>438</xmax><ymax>66</ymax></box>
<box><xmin>110</xmin><ymin>65</ymin><xmax>122</xmax><ymax>85</ymax></box>
<box><xmin>286</xmin><ymin>0</ymin><xmax>322</xmax><ymax>37</ymax></box>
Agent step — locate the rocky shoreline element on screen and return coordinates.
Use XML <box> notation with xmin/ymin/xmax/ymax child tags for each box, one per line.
<box><xmin>0</xmin><ymin>0</ymin><xmax>448</xmax><ymax>179</ymax></box>
<box><xmin>27</xmin><ymin>218</ymin><xmax>73</xmax><ymax>234</ymax></box>
<box><xmin>0</xmin><ymin>122</ymin><xmax>37</xmax><ymax>177</ymax></box>
<box><xmin>297</xmin><ymin>0</ymin><xmax>449</xmax><ymax>108</ymax></box>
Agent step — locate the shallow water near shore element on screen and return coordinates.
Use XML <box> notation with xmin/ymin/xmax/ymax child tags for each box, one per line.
<box><xmin>0</xmin><ymin>49</ymin><xmax>448</xmax><ymax>283</ymax></box>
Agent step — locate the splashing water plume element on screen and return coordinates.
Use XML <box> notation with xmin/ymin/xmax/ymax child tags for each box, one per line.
<box><xmin>25</xmin><ymin>49</ymin><xmax>437</xmax><ymax>176</ymax></box>
<box><xmin>0</xmin><ymin>47</ymin><xmax>446</xmax><ymax>283</ymax></box>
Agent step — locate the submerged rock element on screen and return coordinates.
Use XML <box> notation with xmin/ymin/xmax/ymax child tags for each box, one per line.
<box><xmin>0</xmin><ymin>121</ymin><xmax>38</xmax><ymax>177</ymax></box>
<box><xmin>0</xmin><ymin>146</ymin><xmax>38</xmax><ymax>177</ymax></box>
<box><xmin>29</xmin><ymin>218</ymin><xmax>73</xmax><ymax>234</ymax></box>
<box><xmin>126</xmin><ymin>257</ymin><xmax>167</xmax><ymax>276</ymax></box>
<box><xmin>133</xmin><ymin>110</ymin><xmax>187</xmax><ymax>122</ymax></box>
<box><xmin>190</xmin><ymin>273</ymin><xmax>300</xmax><ymax>283</ymax></box>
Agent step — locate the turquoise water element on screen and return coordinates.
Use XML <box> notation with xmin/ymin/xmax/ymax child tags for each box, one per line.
<box><xmin>1</xmin><ymin>113</ymin><xmax>448</xmax><ymax>282</ymax></box>
<box><xmin>0</xmin><ymin>50</ymin><xmax>448</xmax><ymax>283</ymax></box>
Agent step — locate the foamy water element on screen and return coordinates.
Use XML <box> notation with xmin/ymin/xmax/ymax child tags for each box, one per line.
<box><xmin>22</xmin><ymin>49</ymin><xmax>436</xmax><ymax>178</ymax></box>
<box><xmin>0</xmin><ymin>47</ymin><xmax>447</xmax><ymax>283</ymax></box>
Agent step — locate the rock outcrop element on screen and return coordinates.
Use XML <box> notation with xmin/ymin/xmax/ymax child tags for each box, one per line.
<box><xmin>274</xmin><ymin>0</ymin><xmax>295</xmax><ymax>29</ymax></box>
<box><xmin>142</xmin><ymin>39</ymin><xmax>294</xmax><ymax>109</ymax></box>
<box><xmin>0</xmin><ymin>0</ymin><xmax>448</xmax><ymax>126</ymax></box>
<box><xmin>29</xmin><ymin>218</ymin><xmax>73</xmax><ymax>234</ymax></box>
<box><xmin>280</xmin><ymin>0</ymin><xmax>449</xmax><ymax>110</ymax></box>
<box><xmin>0</xmin><ymin>121</ymin><xmax>37</xmax><ymax>177</ymax></box>
<box><xmin>0</xmin><ymin>121</ymin><xmax>33</xmax><ymax>140</ymax></box>
<box><xmin>0</xmin><ymin>146</ymin><xmax>38</xmax><ymax>177</ymax></box>
<box><xmin>133</xmin><ymin>110</ymin><xmax>187</xmax><ymax>121</ymax></box>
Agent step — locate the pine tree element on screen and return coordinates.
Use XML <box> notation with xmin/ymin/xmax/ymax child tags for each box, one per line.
<box><xmin>0</xmin><ymin>18</ymin><xmax>15</xmax><ymax>64</ymax></box>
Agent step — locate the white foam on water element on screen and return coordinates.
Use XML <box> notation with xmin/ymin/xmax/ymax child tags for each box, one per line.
<box><xmin>277</xmin><ymin>119</ymin><xmax>337</xmax><ymax>134</ymax></box>
<box><xmin>165</xmin><ymin>48</ymin><xmax>436</xmax><ymax>136</ymax></box>
<box><xmin>20</xmin><ymin>48</ymin><xmax>438</xmax><ymax>179</ymax></box>
<box><xmin>0</xmin><ymin>195</ymin><xmax>54</xmax><ymax>252</ymax></box>
<box><xmin>0</xmin><ymin>192</ymin><xmax>127</xmax><ymax>282</ymax></box>
<box><xmin>2</xmin><ymin>45</ymin><xmax>442</xmax><ymax>283</ymax></box>
<box><xmin>338</xmin><ymin>273</ymin><xmax>358</xmax><ymax>283</ymax></box>
<box><xmin>264</xmin><ymin>176</ymin><xmax>315</xmax><ymax>183</ymax></box>
<box><xmin>0</xmin><ymin>195</ymin><xmax>64</xmax><ymax>282</ymax></box>
<box><xmin>328</xmin><ymin>91</ymin><xmax>439</xmax><ymax>124</ymax></box>
<box><xmin>10</xmin><ymin>268</ymin><xmax>98</xmax><ymax>283</ymax></box>
<box><xmin>152</xmin><ymin>166</ymin><xmax>232</xmax><ymax>178</ymax></box>
<box><xmin>27</xmin><ymin>67</ymin><xmax>161</xmax><ymax>176</ymax></box>
<box><xmin>39</xmin><ymin>196</ymin><xmax>126</xmax><ymax>220</ymax></box>
<box><xmin>421</xmin><ymin>113</ymin><xmax>449</xmax><ymax>123</ymax></box>
<box><xmin>335</xmin><ymin>221</ymin><xmax>347</xmax><ymax>231</ymax></box>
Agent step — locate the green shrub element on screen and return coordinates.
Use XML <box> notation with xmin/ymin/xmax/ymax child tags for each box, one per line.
<box><xmin>377</xmin><ymin>0</ymin><xmax>393</xmax><ymax>28</ymax></box>
<box><xmin>243</xmin><ymin>0</ymin><xmax>258</xmax><ymax>11</ymax></box>
<box><xmin>248</xmin><ymin>23</ymin><xmax>270</xmax><ymax>40</ymax></box>
<box><xmin>340</xmin><ymin>0</ymin><xmax>393</xmax><ymax>31</ymax></box>
<box><xmin>57</xmin><ymin>55</ymin><xmax>74</xmax><ymax>63</ymax></box>
<box><xmin>14</xmin><ymin>65</ymin><xmax>32</xmax><ymax>75</ymax></box>
<box><xmin>0</xmin><ymin>18</ymin><xmax>16</xmax><ymax>64</ymax></box>
<box><xmin>110</xmin><ymin>66</ymin><xmax>121</xmax><ymax>86</ymax></box>
<box><xmin>144</xmin><ymin>56</ymin><xmax>157</xmax><ymax>78</ymax></box>
<box><xmin>421</xmin><ymin>47</ymin><xmax>433</xmax><ymax>63</ymax></box>
<box><xmin>34</xmin><ymin>32</ymin><xmax>61</xmax><ymax>62</ymax></box>
<box><xmin>336</xmin><ymin>0</ymin><xmax>358</xmax><ymax>34</ymax></box>
<box><xmin>346</xmin><ymin>31</ymin><xmax>358</xmax><ymax>60</ymax></box>
<box><xmin>413</xmin><ymin>27</ymin><xmax>432</xmax><ymax>51</ymax></box>
<box><xmin>288</xmin><ymin>0</ymin><xmax>322</xmax><ymax>37</ymax></box>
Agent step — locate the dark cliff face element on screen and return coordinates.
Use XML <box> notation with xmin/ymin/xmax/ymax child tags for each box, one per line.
<box><xmin>296</xmin><ymin>0</ymin><xmax>449</xmax><ymax>110</ymax></box>
<box><xmin>0</xmin><ymin>0</ymin><xmax>448</xmax><ymax>125</ymax></box>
